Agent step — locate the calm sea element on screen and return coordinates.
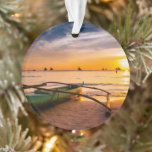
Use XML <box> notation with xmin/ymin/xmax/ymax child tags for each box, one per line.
<box><xmin>22</xmin><ymin>70</ymin><xmax>130</xmax><ymax>102</ymax></box>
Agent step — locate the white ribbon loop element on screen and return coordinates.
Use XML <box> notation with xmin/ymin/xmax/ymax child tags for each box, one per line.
<box><xmin>65</xmin><ymin>0</ymin><xmax>87</xmax><ymax>37</ymax></box>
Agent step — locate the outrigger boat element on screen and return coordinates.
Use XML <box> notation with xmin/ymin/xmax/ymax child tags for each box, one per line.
<box><xmin>23</xmin><ymin>82</ymin><xmax>112</xmax><ymax>116</ymax></box>
<box><xmin>24</xmin><ymin>83</ymin><xmax>82</xmax><ymax>111</ymax></box>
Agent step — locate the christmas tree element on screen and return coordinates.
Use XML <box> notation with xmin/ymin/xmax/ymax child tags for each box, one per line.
<box><xmin>0</xmin><ymin>0</ymin><xmax>152</xmax><ymax>152</ymax></box>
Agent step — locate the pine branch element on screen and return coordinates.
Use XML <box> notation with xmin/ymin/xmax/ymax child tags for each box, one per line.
<box><xmin>0</xmin><ymin>0</ymin><xmax>36</xmax><ymax>54</ymax></box>
<box><xmin>0</xmin><ymin>111</ymin><xmax>36</xmax><ymax>152</ymax></box>
<box><xmin>108</xmin><ymin>5</ymin><xmax>152</xmax><ymax>85</ymax></box>
<box><xmin>0</xmin><ymin>56</ymin><xmax>27</xmax><ymax>118</ymax></box>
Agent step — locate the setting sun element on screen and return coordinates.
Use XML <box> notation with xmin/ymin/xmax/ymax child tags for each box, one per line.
<box><xmin>119</xmin><ymin>59</ymin><xmax>129</xmax><ymax>70</ymax></box>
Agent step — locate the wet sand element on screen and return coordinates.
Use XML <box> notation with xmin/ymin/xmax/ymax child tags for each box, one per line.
<box><xmin>41</xmin><ymin>99</ymin><xmax>123</xmax><ymax>130</ymax></box>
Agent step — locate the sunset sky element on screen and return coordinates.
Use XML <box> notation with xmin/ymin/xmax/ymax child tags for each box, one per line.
<box><xmin>23</xmin><ymin>22</ymin><xmax>129</xmax><ymax>71</ymax></box>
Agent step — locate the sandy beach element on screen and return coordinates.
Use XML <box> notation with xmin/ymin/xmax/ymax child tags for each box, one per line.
<box><xmin>41</xmin><ymin>99</ymin><xmax>123</xmax><ymax>130</ymax></box>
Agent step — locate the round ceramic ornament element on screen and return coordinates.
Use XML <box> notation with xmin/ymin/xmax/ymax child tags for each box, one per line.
<box><xmin>22</xmin><ymin>22</ymin><xmax>130</xmax><ymax>130</ymax></box>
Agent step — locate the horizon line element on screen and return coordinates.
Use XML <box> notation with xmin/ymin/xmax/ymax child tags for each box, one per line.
<box><xmin>23</xmin><ymin>69</ymin><xmax>128</xmax><ymax>71</ymax></box>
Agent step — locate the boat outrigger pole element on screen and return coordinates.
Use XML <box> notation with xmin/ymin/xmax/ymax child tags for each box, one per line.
<box><xmin>23</xmin><ymin>82</ymin><xmax>112</xmax><ymax>113</ymax></box>
<box><xmin>36</xmin><ymin>87</ymin><xmax>111</xmax><ymax>112</ymax></box>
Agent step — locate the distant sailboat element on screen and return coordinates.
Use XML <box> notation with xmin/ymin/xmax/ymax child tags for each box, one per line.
<box><xmin>50</xmin><ymin>67</ymin><xmax>54</xmax><ymax>71</ymax></box>
<box><xmin>44</xmin><ymin>67</ymin><xmax>47</xmax><ymax>71</ymax></box>
<box><xmin>78</xmin><ymin>67</ymin><xmax>82</xmax><ymax>71</ymax></box>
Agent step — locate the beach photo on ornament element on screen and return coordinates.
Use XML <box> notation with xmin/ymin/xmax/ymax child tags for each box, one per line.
<box><xmin>22</xmin><ymin>23</ymin><xmax>130</xmax><ymax>130</ymax></box>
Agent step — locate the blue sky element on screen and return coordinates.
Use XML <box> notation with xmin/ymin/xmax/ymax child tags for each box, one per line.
<box><xmin>30</xmin><ymin>22</ymin><xmax>120</xmax><ymax>52</ymax></box>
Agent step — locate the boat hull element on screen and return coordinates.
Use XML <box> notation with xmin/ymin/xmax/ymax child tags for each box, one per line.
<box><xmin>26</xmin><ymin>86</ymin><xmax>82</xmax><ymax>111</ymax></box>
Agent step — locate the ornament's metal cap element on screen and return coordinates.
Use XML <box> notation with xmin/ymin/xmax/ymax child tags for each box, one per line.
<box><xmin>72</xmin><ymin>34</ymin><xmax>79</xmax><ymax>38</ymax></box>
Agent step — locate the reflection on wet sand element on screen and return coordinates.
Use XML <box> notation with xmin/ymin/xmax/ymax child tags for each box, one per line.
<box><xmin>41</xmin><ymin>99</ymin><xmax>123</xmax><ymax>130</ymax></box>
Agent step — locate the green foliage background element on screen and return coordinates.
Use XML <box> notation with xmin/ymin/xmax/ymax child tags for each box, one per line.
<box><xmin>0</xmin><ymin>0</ymin><xmax>152</xmax><ymax>152</ymax></box>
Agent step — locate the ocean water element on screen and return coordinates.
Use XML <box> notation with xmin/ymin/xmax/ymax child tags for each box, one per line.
<box><xmin>22</xmin><ymin>70</ymin><xmax>130</xmax><ymax>103</ymax></box>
